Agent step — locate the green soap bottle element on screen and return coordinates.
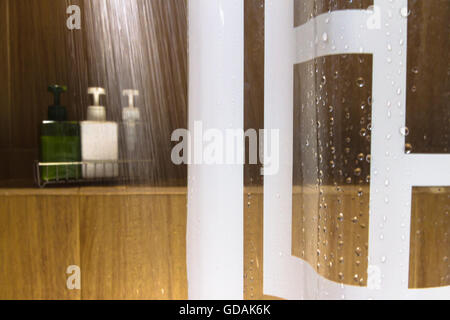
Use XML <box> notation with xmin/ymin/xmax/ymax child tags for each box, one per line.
<box><xmin>40</xmin><ymin>85</ymin><xmax>81</xmax><ymax>182</ymax></box>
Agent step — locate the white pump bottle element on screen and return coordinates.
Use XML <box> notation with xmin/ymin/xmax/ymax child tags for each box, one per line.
<box><xmin>80</xmin><ymin>87</ymin><xmax>119</xmax><ymax>179</ymax></box>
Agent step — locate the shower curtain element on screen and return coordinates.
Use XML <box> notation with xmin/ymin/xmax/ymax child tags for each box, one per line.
<box><xmin>188</xmin><ymin>0</ymin><xmax>449</xmax><ymax>300</ymax></box>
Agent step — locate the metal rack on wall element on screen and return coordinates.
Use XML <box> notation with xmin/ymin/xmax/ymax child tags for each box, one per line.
<box><xmin>34</xmin><ymin>159</ymin><xmax>153</xmax><ymax>188</ymax></box>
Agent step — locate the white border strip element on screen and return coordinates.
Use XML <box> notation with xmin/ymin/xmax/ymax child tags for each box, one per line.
<box><xmin>295</xmin><ymin>9</ymin><xmax>380</xmax><ymax>64</ymax></box>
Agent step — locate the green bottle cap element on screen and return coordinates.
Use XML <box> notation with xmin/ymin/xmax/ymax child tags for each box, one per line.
<box><xmin>48</xmin><ymin>85</ymin><xmax>68</xmax><ymax>121</ymax></box>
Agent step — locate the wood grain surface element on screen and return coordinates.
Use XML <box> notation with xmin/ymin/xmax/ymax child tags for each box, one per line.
<box><xmin>0</xmin><ymin>0</ymin><xmax>10</xmax><ymax>150</ymax></box>
<box><xmin>79</xmin><ymin>190</ymin><xmax>187</xmax><ymax>300</ymax></box>
<box><xmin>0</xmin><ymin>194</ymin><xmax>80</xmax><ymax>300</ymax></box>
<box><xmin>409</xmin><ymin>187</ymin><xmax>450</xmax><ymax>289</ymax></box>
<box><xmin>0</xmin><ymin>186</ymin><xmax>448</xmax><ymax>299</ymax></box>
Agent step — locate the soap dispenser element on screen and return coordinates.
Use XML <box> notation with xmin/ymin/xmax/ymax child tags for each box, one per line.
<box><xmin>40</xmin><ymin>85</ymin><xmax>81</xmax><ymax>182</ymax></box>
<box><xmin>122</xmin><ymin>89</ymin><xmax>140</xmax><ymax>154</ymax></box>
<box><xmin>121</xmin><ymin>89</ymin><xmax>146</xmax><ymax>180</ymax></box>
<box><xmin>80</xmin><ymin>87</ymin><xmax>119</xmax><ymax>179</ymax></box>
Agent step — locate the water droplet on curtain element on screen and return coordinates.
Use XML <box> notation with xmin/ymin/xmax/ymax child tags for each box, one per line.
<box><xmin>400</xmin><ymin>127</ymin><xmax>410</xmax><ymax>136</ymax></box>
<box><xmin>399</xmin><ymin>7</ymin><xmax>411</xmax><ymax>18</ymax></box>
<box><xmin>405</xmin><ymin>143</ymin><xmax>413</xmax><ymax>154</ymax></box>
<box><xmin>356</xmin><ymin>77</ymin><xmax>365</xmax><ymax>88</ymax></box>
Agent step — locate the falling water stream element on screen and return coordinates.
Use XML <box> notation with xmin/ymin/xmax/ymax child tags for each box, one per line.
<box><xmin>63</xmin><ymin>0</ymin><xmax>188</xmax><ymax>186</ymax></box>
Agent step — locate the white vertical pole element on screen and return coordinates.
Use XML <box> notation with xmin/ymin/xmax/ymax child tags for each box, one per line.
<box><xmin>187</xmin><ymin>0</ymin><xmax>244</xmax><ymax>300</ymax></box>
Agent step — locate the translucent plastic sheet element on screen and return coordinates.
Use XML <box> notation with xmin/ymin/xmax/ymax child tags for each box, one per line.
<box><xmin>187</xmin><ymin>0</ymin><xmax>449</xmax><ymax>300</ymax></box>
<box><xmin>264</xmin><ymin>0</ymin><xmax>449</xmax><ymax>299</ymax></box>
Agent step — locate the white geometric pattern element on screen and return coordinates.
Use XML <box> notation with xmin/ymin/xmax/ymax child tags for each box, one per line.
<box><xmin>264</xmin><ymin>0</ymin><xmax>450</xmax><ymax>299</ymax></box>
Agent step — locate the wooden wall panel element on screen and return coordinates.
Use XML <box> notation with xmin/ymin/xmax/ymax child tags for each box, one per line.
<box><xmin>8</xmin><ymin>0</ymin><xmax>84</xmax><ymax>148</ymax></box>
<box><xmin>81</xmin><ymin>0</ymin><xmax>187</xmax><ymax>185</ymax></box>
<box><xmin>244</xmin><ymin>188</ymin><xmax>264</xmax><ymax>299</ymax></box>
<box><xmin>79</xmin><ymin>188</ymin><xmax>187</xmax><ymax>300</ymax></box>
<box><xmin>1</xmin><ymin>0</ymin><xmax>188</xmax><ymax>186</ymax></box>
<box><xmin>406</xmin><ymin>0</ymin><xmax>450</xmax><ymax>154</ymax></box>
<box><xmin>0</xmin><ymin>0</ymin><xmax>11</xmax><ymax>149</ymax></box>
<box><xmin>244</xmin><ymin>0</ymin><xmax>264</xmax><ymax>186</ymax></box>
<box><xmin>0</xmin><ymin>186</ymin><xmax>448</xmax><ymax>299</ymax></box>
<box><xmin>0</xmin><ymin>187</ymin><xmax>187</xmax><ymax>300</ymax></box>
<box><xmin>0</xmin><ymin>150</ymin><xmax>9</xmax><ymax>182</ymax></box>
<box><xmin>293</xmin><ymin>54</ymin><xmax>373</xmax><ymax>187</ymax></box>
<box><xmin>409</xmin><ymin>187</ymin><xmax>450</xmax><ymax>289</ymax></box>
<box><xmin>292</xmin><ymin>186</ymin><xmax>369</xmax><ymax>286</ymax></box>
<box><xmin>0</xmin><ymin>192</ymin><xmax>80</xmax><ymax>300</ymax></box>
<box><xmin>1</xmin><ymin>0</ymin><xmax>87</xmax><ymax>186</ymax></box>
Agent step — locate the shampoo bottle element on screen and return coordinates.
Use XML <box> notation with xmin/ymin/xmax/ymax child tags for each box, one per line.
<box><xmin>40</xmin><ymin>85</ymin><xmax>81</xmax><ymax>181</ymax></box>
<box><xmin>80</xmin><ymin>87</ymin><xmax>119</xmax><ymax>179</ymax></box>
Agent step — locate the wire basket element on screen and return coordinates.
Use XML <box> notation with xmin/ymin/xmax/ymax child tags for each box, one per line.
<box><xmin>34</xmin><ymin>159</ymin><xmax>153</xmax><ymax>188</ymax></box>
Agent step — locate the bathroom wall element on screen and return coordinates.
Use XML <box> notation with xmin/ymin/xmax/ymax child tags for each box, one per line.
<box><xmin>243</xmin><ymin>0</ymin><xmax>265</xmax><ymax>300</ymax></box>
<box><xmin>0</xmin><ymin>0</ymin><xmax>187</xmax><ymax>187</ymax></box>
<box><xmin>0</xmin><ymin>0</ymin><xmax>11</xmax><ymax>183</ymax></box>
<box><xmin>406</xmin><ymin>0</ymin><xmax>449</xmax><ymax>153</ymax></box>
<box><xmin>1</xmin><ymin>1</ymin><xmax>446</xmax><ymax>188</ymax></box>
<box><xmin>0</xmin><ymin>187</ymin><xmax>188</xmax><ymax>300</ymax></box>
<box><xmin>0</xmin><ymin>0</ymin><xmax>448</xmax><ymax>299</ymax></box>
